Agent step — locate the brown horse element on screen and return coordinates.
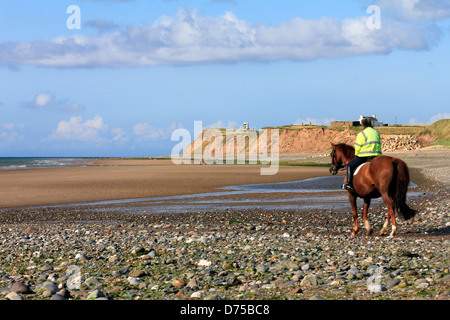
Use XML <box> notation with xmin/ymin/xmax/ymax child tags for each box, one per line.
<box><xmin>329</xmin><ymin>143</ymin><xmax>416</xmax><ymax>237</ymax></box>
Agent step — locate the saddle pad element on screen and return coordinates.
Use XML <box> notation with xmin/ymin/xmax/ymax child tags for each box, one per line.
<box><xmin>354</xmin><ymin>162</ymin><xmax>369</xmax><ymax>176</ymax></box>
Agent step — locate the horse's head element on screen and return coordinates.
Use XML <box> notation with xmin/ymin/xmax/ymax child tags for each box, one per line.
<box><xmin>329</xmin><ymin>143</ymin><xmax>348</xmax><ymax>175</ymax></box>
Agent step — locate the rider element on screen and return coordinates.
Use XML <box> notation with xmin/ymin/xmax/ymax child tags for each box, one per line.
<box><xmin>343</xmin><ymin>117</ymin><xmax>382</xmax><ymax>191</ymax></box>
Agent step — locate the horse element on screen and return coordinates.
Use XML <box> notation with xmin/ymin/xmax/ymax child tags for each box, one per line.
<box><xmin>329</xmin><ymin>143</ymin><xmax>416</xmax><ymax>237</ymax></box>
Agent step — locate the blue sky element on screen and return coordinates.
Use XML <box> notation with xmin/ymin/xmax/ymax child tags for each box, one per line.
<box><xmin>0</xmin><ymin>0</ymin><xmax>449</xmax><ymax>157</ymax></box>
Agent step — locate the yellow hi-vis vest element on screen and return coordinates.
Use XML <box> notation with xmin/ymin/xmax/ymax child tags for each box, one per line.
<box><xmin>354</xmin><ymin>127</ymin><xmax>382</xmax><ymax>157</ymax></box>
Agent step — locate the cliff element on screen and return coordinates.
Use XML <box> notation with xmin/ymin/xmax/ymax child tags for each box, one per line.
<box><xmin>183</xmin><ymin>126</ymin><xmax>424</xmax><ymax>159</ymax></box>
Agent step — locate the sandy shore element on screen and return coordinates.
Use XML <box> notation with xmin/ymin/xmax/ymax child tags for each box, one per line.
<box><xmin>0</xmin><ymin>159</ymin><xmax>330</xmax><ymax>208</ymax></box>
<box><xmin>0</xmin><ymin>147</ymin><xmax>448</xmax><ymax>209</ymax></box>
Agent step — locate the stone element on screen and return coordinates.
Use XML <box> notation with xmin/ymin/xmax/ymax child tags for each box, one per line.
<box><xmin>197</xmin><ymin>260</ymin><xmax>212</xmax><ymax>267</ymax></box>
<box><xmin>129</xmin><ymin>270</ymin><xmax>146</xmax><ymax>278</ymax></box>
<box><xmin>39</xmin><ymin>282</ymin><xmax>59</xmax><ymax>295</ymax></box>
<box><xmin>191</xmin><ymin>291</ymin><xmax>203</xmax><ymax>298</ymax></box>
<box><xmin>39</xmin><ymin>263</ymin><xmax>53</xmax><ymax>272</ymax></box>
<box><xmin>75</xmin><ymin>253</ymin><xmax>90</xmax><ymax>261</ymax></box>
<box><xmin>127</xmin><ymin>277</ymin><xmax>140</xmax><ymax>286</ymax></box>
<box><xmin>347</xmin><ymin>267</ymin><xmax>359</xmax><ymax>275</ymax></box>
<box><xmin>172</xmin><ymin>279</ymin><xmax>186</xmax><ymax>287</ymax></box>
<box><xmin>6</xmin><ymin>292</ymin><xmax>24</xmax><ymax>300</ymax></box>
<box><xmin>309</xmin><ymin>295</ymin><xmax>326</xmax><ymax>300</ymax></box>
<box><xmin>85</xmin><ymin>277</ymin><xmax>102</xmax><ymax>289</ymax></box>
<box><xmin>368</xmin><ymin>285</ymin><xmax>386</xmax><ymax>293</ymax></box>
<box><xmin>290</xmin><ymin>287</ymin><xmax>303</xmax><ymax>294</ymax></box>
<box><xmin>57</xmin><ymin>288</ymin><xmax>71</xmax><ymax>299</ymax></box>
<box><xmin>10</xmin><ymin>281</ymin><xmax>32</xmax><ymax>294</ymax></box>
<box><xmin>87</xmin><ymin>289</ymin><xmax>107</xmax><ymax>300</ymax></box>
<box><xmin>256</xmin><ymin>265</ymin><xmax>269</xmax><ymax>273</ymax></box>
<box><xmin>132</xmin><ymin>247</ymin><xmax>149</xmax><ymax>255</ymax></box>
<box><xmin>108</xmin><ymin>256</ymin><xmax>118</xmax><ymax>263</ymax></box>
<box><xmin>300</xmin><ymin>275</ymin><xmax>318</xmax><ymax>286</ymax></box>
<box><xmin>50</xmin><ymin>294</ymin><xmax>67</xmax><ymax>300</ymax></box>
<box><xmin>275</xmin><ymin>260</ymin><xmax>299</xmax><ymax>271</ymax></box>
<box><xmin>387</xmin><ymin>278</ymin><xmax>401</xmax><ymax>288</ymax></box>
<box><xmin>186</xmin><ymin>278</ymin><xmax>199</xmax><ymax>290</ymax></box>
<box><xmin>222</xmin><ymin>262</ymin><xmax>233</xmax><ymax>270</ymax></box>
<box><xmin>301</xmin><ymin>264</ymin><xmax>310</xmax><ymax>271</ymax></box>
<box><xmin>437</xmin><ymin>275</ymin><xmax>450</xmax><ymax>283</ymax></box>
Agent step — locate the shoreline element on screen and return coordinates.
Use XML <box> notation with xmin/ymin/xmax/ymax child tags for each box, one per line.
<box><xmin>0</xmin><ymin>158</ymin><xmax>331</xmax><ymax>209</ymax></box>
<box><xmin>1</xmin><ymin>147</ymin><xmax>448</xmax><ymax>209</ymax></box>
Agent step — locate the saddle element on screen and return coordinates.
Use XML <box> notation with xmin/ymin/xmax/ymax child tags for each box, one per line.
<box><xmin>354</xmin><ymin>163</ymin><xmax>368</xmax><ymax>176</ymax></box>
<box><xmin>354</xmin><ymin>156</ymin><xmax>375</xmax><ymax>177</ymax></box>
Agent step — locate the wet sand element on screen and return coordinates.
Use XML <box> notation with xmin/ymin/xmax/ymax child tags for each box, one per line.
<box><xmin>0</xmin><ymin>159</ymin><xmax>330</xmax><ymax>208</ymax></box>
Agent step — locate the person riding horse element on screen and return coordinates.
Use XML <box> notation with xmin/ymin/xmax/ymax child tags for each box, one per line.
<box><xmin>343</xmin><ymin>118</ymin><xmax>382</xmax><ymax>191</ymax></box>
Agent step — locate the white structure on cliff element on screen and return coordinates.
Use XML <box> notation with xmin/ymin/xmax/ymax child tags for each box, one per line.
<box><xmin>358</xmin><ymin>114</ymin><xmax>384</xmax><ymax>127</ymax></box>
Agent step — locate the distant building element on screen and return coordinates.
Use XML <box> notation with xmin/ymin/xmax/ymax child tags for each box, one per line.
<box><xmin>331</xmin><ymin>114</ymin><xmax>386</xmax><ymax>127</ymax></box>
<box><xmin>358</xmin><ymin>114</ymin><xmax>384</xmax><ymax>127</ymax></box>
<box><xmin>330</xmin><ymin>120</ymin><xmax>360</xmax><ymax>127</ymax></box>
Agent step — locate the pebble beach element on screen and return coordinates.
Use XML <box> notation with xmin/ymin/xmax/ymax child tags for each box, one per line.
<box><xmin>0</xmin><ymin>150</ymin><xmax>449</xmax><ymax>301</ymax></box>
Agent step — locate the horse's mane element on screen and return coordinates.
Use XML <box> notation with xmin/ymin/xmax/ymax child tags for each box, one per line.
<box><xmin>335</xmin><ymin>143</ymin><xmax>355</xmax><ymax>159</ymax></box>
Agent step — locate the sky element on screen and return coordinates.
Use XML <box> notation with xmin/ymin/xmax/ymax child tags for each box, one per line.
<box><xmin>0</xmin><ymin>0</ymin><xmax>449</xmax><ymax>157</ymax></box>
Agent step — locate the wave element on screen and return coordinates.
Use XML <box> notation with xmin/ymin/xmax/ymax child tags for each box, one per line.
<box><xmin>0</xmin><ymin>157</ymin><xmax>92</xmax><ymax>170</ymax></box>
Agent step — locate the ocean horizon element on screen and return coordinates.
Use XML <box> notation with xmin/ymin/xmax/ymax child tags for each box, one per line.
<box><xmin>0</xmin><ymin>157</ymin><xmax>94</xmax><ymax>170</ymax></box>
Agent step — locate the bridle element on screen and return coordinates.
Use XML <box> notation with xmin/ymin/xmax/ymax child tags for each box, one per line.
<box><xmin>329</xmin><ymin>146</ymin><xmax>345</xmax><ymax>175</ymax></box>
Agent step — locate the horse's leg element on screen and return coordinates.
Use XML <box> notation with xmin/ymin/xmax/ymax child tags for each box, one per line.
<box><xmin>363</xmin><ymin>198</ymin><xmax>373</xmax><ymax>236</ymax></box>
<box><xmin>380</xmin><ymin>215</ymin><xmax>390</xmax><ymax>236</ymax></box>
<box><xmin>388</xmin><ymin>206</ymin><xmax>397</xmax><ymax>237</ymax></box>
<box><xmin>348</xmin><ymin>193</ymin><xmax>359</xmax><ymax>237</ymax></box>
<box><xmin>379</xmin><ymin>191</ymin><xmax>397</xmax><ymax>237</ymax></box>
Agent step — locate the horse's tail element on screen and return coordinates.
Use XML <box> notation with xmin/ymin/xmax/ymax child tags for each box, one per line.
<box><xmin>392</xmin><ymin>159</ymin><xmax>416</xmax><ymax>221</ymax></box>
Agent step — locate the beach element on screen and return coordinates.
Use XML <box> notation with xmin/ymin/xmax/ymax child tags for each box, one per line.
<box><xmin>0</xmin><ymin>148</ymin><xmax>448</xmax><ymax>302</ymax></box>
<box><xmin>0</xmin><ymin>159</ymin><xmax>331</xmax><ymax>208</ymax></box>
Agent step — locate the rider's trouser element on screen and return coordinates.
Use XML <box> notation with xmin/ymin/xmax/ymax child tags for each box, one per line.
<box><xmin>346</xmin><ymin>156</ymin><xmax>370</xmax><ymax>187</ymax></box>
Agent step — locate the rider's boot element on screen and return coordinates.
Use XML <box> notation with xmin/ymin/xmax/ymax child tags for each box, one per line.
<box><xmin>343</xmin><ymin>166</ymin><xmax>354</xmax><ymax>191</ymax></box>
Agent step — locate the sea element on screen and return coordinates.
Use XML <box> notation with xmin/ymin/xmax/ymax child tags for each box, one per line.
<box><xmin>0</xmin><ymin>157</ymin><xmax>93</xmax><ymax>170</ymax></box>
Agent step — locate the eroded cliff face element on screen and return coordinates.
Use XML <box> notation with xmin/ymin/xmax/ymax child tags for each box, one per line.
<box><xmin>183</xmin><ymin>127</ymin><xmax>422</xmax><ymax>157</ymax></box>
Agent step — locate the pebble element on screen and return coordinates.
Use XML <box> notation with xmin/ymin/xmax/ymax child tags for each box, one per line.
<box><xmin>87</xmin><ymin>289</ymin><xmax>107</xmax><ymax>300</ymax></box>
<box><xmin>129</xmin><ymin>270</ymin><xmax>146</xmax><ymax>278</ymax></box>
<box><xmin>10</xmin><ymin>281</ymin><xmax>31</xmax><ymax>294</ymax></box>
<box><xmin>6</xmin><ymin>292</ymin><xmax>24</xmax><ymax>300</ymax></box>
<box><xmin>172</xmin><ymin>279</ymin><xmax>186</xmax><ymax>287</ymax></box>
<box><xmin>368</xmin><ymin>285</ymin><xmax>386</xmax><ymax>293</ymax></box>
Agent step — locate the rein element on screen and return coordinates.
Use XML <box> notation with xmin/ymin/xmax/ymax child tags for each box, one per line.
<box><xmin>330</xmin><ymin>145</ymin><xmax>351</xmax><ymax>175</ymax></box>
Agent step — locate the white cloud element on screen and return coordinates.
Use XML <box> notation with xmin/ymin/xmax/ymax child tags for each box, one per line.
<box><xmin>35</xmin><ymin>93</ymin><xmax>53</xmax><ymax>107</ymax></box>
<box><xmin>22</xmin><ymin>93</ymin><xmax>54</xmax><ymax>108</ymax></box>
<box><xmin>133</xmin><ymin>122</ymin><xmax>182</xmax><ymax>141</ymax></box>
<box><xmin>111</xmin><ymin>127</ymin><xmax>128</xmax><ymax>142</ymax></box>
<box><xmin>0</xmin><ymin>8</ymin><xmax>444</xmax><ymax>68</ymax></box>
<box><xmin>206</xmin><ymin>120</ymin><xmax>239</xmax><ymax>129</ymax></box>
<box><xmin>0</xmin><ymin>123</ymin><xmax>25</xmax><ymax>146</ymax></box>
<box><xmin>408</xmin><ymin>112</ymin><xmax>450</xmax><ymax>124</ymax></box>
<box><xmin>2</xmin><ymin>123</ymin><xmax>17</xmax><ymax>130</ymax></box>
<box><xmin>51</xmin><ymin>115</ymin><xmax>107</xmax><ymax>141</ymax></box>
<box><xmin>429</xmin><ymin>112</ymin><xmax>450</xmax><ymax>123</ymax></box>
<box><xmin>376</xmin><ymin>0</ymin><xmax>450</xmax><ymax>21</ymax></box>
<box><xmin>21</xmin><ymin>92</ymin><xmax>85</xmax><ymax>112</ymax></box>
